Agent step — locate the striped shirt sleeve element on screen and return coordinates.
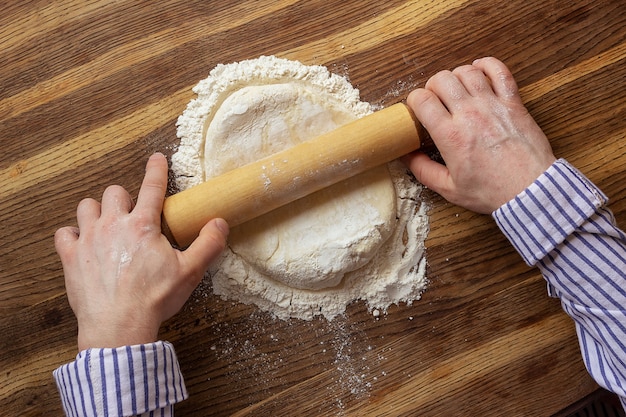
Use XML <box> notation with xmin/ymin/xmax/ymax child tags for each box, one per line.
<box><xmin>493</xmin><ymin>159</ymin><xmax>626</xmax><ymax>410</ymax></box>
<box><xmin>53</xmin><ymin>341</ymin><xmax>188</xmax><ymax>417</ymax></box>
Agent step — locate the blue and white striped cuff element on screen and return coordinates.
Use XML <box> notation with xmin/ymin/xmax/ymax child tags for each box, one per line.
<box><xmin>493</xmin><ymin>159</ymin><xmax>608</xmax><ymax>266</ymax></box>
<box><xmin>54</xmin><ymin>341</ymin><xmax>187</xmax><ymax>417</ymax></box>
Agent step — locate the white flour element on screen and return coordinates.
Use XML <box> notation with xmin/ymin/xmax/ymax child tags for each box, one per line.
<box><xmin>172</xmin><ymin>56</ymin><xmax>429</xmax><ymax>320</ymax></box>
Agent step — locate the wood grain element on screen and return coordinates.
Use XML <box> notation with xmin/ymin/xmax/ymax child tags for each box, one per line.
<box><xmin>1</xmin><ymin>0</ymin><xmax>625</xmax><ymax>415</ymax></box>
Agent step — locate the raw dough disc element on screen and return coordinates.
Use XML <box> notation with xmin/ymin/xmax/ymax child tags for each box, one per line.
<box><xmin>173</xmin><ymin>56</ymin><xmax>430</xmax><ymax>321</ymax></box>
<box><xmin>202</xmin><ymin>82</ymin><xmax>396</xmax><ymax>290</ymax></box>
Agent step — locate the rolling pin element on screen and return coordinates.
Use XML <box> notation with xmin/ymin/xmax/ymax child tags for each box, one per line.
<box><xmin>161</xmin><ymin>102</ymin><xmax>423</xmax><ymax>247</ymax></box>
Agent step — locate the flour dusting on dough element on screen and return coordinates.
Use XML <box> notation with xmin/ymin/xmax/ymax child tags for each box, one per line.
<box><xmin>172</xmin><ymin>56</ymin><xmax>429</xmax><ymax>320</ymax></box>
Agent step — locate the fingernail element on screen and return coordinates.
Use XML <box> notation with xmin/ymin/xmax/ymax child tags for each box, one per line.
<box><xmin>214</xmin><ymin>218</ymin><xmax>229</xmax><ymax>236</ymax></box>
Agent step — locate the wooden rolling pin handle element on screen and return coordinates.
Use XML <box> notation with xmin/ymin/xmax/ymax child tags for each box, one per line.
<box><xmin>161</xmin><ymin>102</ymin><xmax>423</xmax><ymax>247</ymax></box>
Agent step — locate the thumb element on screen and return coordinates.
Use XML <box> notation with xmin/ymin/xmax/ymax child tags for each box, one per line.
<box><xmin>181</xmin><ymin>218</ymin><xmax>229</xmax><ymax>279</ymax></box>
<box><xmin>401</xmin><ymin>151</ymin><xmax>452</xmax><ymax>196</ymax></box>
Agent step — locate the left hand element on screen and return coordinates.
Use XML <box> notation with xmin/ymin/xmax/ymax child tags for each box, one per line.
<box><xmin>55</xmin><ymin>153</ymin><xmax>229</xmax><ymax>350</ymax></box>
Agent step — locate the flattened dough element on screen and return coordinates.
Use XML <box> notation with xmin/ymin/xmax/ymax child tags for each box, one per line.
<box><xmin>202</xmin><ymin>83</ymin><xmax>396</xmax><ymax>290</ymax></box>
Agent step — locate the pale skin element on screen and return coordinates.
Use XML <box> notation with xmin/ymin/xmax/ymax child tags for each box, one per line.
<box><xmin>54</xmin><ymin>153</ymin><xmax>229</xmax><ymax>350</ymax></box>
<box><xmin>402</xmin><ymin>57</ymin><xmax>556</xmax><ymax>212</ymax></box>
<box><xmin>55</xmin><ymin>57</ymin><xmax>555</xmax><ymax>351</ymax></box>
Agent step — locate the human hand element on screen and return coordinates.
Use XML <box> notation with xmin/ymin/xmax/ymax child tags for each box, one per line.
<box><xmin>55</xmin><ymin>153</ymin><xmax>229</xmax><ymax>351</ymax></box>
<box><xmin>402</xmin><ymin>57</ymin><xmax>556</xmax><ymax>213</ymax></box>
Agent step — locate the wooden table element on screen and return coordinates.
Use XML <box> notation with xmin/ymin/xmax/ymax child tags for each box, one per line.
<box><xmin>2</xmin><ymin>1</ymin><xmax>625</xmax><ymax>415</ymax></box>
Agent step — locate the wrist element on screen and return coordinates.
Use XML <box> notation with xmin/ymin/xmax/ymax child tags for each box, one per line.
<box><xmin>77</xmin><ymin>319</ymin><xmax>160</xmax><ymax>351</ymax></box>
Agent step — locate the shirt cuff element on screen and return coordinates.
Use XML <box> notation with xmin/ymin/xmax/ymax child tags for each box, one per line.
<box><xmin>492</xmin><ymin>159</ymin><xmax>608</xmax><ymax>267</ymax></box>
<box><xmin>53</xmin><ymin>341</ymin><xmax>187</xmax><ymax>417</ymax></box>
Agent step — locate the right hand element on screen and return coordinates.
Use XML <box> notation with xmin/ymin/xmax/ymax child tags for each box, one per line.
<box><xmin>402</xmin><ymin>57</ymin><xmax>556</xmax><ymax>213</ymax></box>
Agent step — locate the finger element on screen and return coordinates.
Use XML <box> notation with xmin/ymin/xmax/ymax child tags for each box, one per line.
<box><xmin>54</xmin><ymin>226</ymin><xmax>79</xmax><ymax>259</ymax></box>
<box><xmin>424</xmin><ymin>69</ymin><xmax>470</xmax><ymax>111</ymax></box>
<box><xmin>407</xmin><ymin>88</ymin><xmax>451</xmax><ymax>143</ymax></box>
<box><xmin>401</xmin><ymin>151</ymin><xmax>453</xmax><ymax>196</ymax></box>
<box><xmin>134</xmin><ymin>153</ymin><xmax>168</xmax><ymax>224</ymax></box>
<box><xmin>76</xmin><ymin>198</ymin><xmax>101</xmax><ymax>229</ymax></box>
<box><xmin>100</xmin><ymin>185</ymin><xmax>133</xmax><ymax>216</ymax></box>
<box><xmin>472</xmin><ymin>57</ymin><xmax>520</xmax><ymax>100</ymax></box>
<box><xmin>452</xmin><ymin>64</ymin><xmax>492</xmax><ymax>97</ymax></box>
<box><xmin>180</xmin><ymin>218</ymin><xmax>229</xmax><ymax>283</ymax></box>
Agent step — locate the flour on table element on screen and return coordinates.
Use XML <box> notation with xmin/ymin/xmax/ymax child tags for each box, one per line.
<box><xmin>172</xmin><ymin>55</ymin><xmax>429</xmax><ymax>320</ymax></box>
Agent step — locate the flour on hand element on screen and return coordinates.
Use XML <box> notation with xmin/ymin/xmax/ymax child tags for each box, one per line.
<box><xmin>172</xmin><ymin>56</ymin><xmax>429</xmax><ymax>320</ymax></box>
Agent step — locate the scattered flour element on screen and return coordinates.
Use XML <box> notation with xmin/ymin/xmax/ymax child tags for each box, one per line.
<box><xmin>172</xmin><ymin>55</ymin><xmax>429</xmax><ymax>321</ymax></box>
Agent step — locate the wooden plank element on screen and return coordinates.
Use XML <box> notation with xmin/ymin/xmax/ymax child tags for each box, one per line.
<box><xmin>1</xmin><ymin>0</ymin><xmax>625</xmax><ymax>415</ymax></box>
